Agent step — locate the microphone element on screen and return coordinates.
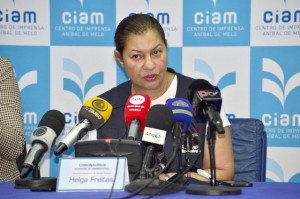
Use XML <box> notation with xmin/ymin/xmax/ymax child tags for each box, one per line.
<box><xmin>125</xmin><ymin>105</ymin><xmax>186</xmax><ymax>195</ymax></box>
<box><xmin>165</xmin><ymin>97</ymin><xmax>193</xmax><ymax>137</ymax></box>
<box><xmin>185</xmin><ymin>84</ymin><xmax>240</xmax><ymax>195</ymax></box>
<box><xmin>165</xmin><ymin>98</ymin><xmax>193</xmax><ymax>183</ymax></box>
<box><xmin>140</xmin><ymin>104</ymin><xmax>174</xmax><ymax>179</ymax></box>
<box><xmin>54</xmin><ymin>97</ymin><xmax>112</xmax><ymax>156</ymax></box>
<box><xmin>20</xmin><ymin>110</ymin><xmax>65</xmax><ymax>178</ymax></box>
<box><xmin>187</xmin><ymin>79</ymin><xmax>224</xmax><ymax>133</ymax></box>
<box><xmin>125</xmin><ymin>94</ymin><xmax>151</xmax><ymax>140</ymax></box>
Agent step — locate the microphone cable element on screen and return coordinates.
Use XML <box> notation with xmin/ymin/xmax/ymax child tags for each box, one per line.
<box><xmin>105</xmin><ymin>104</ymin><xmax>127</xmax><ymax>199</ymax></box>
<box><xmin>144</xmin><ymin>150</ymin><xmax>201</xmax><ymax>199</ymax></box>
<box><xmin>120</xmin><ymin>140</ymin><xmax>178</xmax><ymax>199</ymax></box>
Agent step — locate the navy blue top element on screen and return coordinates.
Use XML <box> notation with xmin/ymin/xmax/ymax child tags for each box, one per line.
<box><xmin>96</xmin><ymin>68</ymin><xmax>206</xmax><ymax>173</ymax></box>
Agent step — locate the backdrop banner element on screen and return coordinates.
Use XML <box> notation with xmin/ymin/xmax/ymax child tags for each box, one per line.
<box><xmin>0</xmin><ymin>0</ymin><xmax>299</xmax><ymax>182</ymax></box>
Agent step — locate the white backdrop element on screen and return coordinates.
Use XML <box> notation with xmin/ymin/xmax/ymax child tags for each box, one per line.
<box><xmin>0</xmin><ymin>0</ymin><xmax>299</xmax><ymax>182</ymax></box>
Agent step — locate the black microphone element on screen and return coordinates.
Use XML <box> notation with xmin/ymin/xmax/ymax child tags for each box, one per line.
<box><xmin>185</xmin><ymin>80</ymin><xmax>239</xmax><ymax>195</ymax></box>
<box><xmin>124</xmin><ymin>105</ymin><xmax>185</xmax><ymax>196</ymax></box>
<box><xmin>139</xmin><ymin>104</ymin><xmax>174</xmax><ymax>179</ymax></box>
<box><xmin>20</xmin><ymin>110</ymin><xmax>65</xmax><ymax>178</ymax></box>
<box><xmin>187</xmin><ymin>79</ymin><xmax>224</xmax><ymax>133</ymax></box>
<box><xmin>54</xmin><ymin>97</ymin><xmax>112</xmax><ymax>156</ymax></box>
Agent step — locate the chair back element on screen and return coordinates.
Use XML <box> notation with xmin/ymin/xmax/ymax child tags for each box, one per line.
<box><xmin>229</xmin><ymin>118</ymin><xmax>267</xmax><ymax>182</ymax></box>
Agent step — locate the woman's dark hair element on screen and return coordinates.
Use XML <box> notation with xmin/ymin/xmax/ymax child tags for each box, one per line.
<box><xmin>114</xmin><ymin>14</ymin><xmax>167</xmax><ymax>57</ymax></box>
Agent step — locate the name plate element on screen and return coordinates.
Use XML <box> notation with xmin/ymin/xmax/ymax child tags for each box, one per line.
<box><xmin>56</xmin><ymin>157</ymin><xmax>129</xmax><ymax>192</ymax></box>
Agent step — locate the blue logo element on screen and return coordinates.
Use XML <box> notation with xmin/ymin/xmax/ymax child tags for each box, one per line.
<box><xmin>194</xmin><ymin>58</ymin><xmax>236</xmax><ymax>90</ymax></box>
<box><xmin>251</xmin><ymin>47</ymin><xmax>300</xmax><ymax>147</ymax></box>
<box><xmin>267</xmin><ymin>157</ymin><xmax>300</xmax><ymax>182</ymax></box>
<box><xmin>193</xmin><ymin>58</ymin><xmax>237</xmax><ymax>118</ymax></box>
<box><xmin>145</xmin><ymin>131</ymin><xmax>161</xmax><ymax>139</ymax></box>
<box><xmin>183</xmin><ymin>0</ymin><xmax>250</xmax><ymax>46</ymax></box>
<box><xmin>129</xmin><ymin>1</ymin><xmax>177</xmax><ymax>39</ymax></box>
<box><xmin>262</xmin><ymin>58</ymin><xmax>300</xmax><ymax>109</ymax></box>
<box><xmin>0</xmin><ymin>1</ymin><xmax>37</xmax><ymax>24</ymax></box>
<box><xmin>263</xmin><ymin>0</ymin><xmax>300</xmax><ymax>24</ymax></box>
<box><xmin>63</xmin><ymin>58</ymin><xmax>104</xmax><ymax>104</ymax></box>
<box><xmin>50</xmin><ymin>0</ymin><xmax>115</xmax><ymax>46</ymax></box>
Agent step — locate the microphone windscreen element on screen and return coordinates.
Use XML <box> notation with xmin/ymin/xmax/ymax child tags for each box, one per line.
<box><xmin>187</xmin><ymin>79</ymin><xmax>214</xmax><ymax>103</ymax></box>
<box><xmin>78</xmin><ymin>97</ymin><xmax>113</xmax><ymax>130</ymax></box>
<box><xmin>125</xmin><ymin>94</ymin><xmax>151</xmax><ymax>130</ymax></box>
<box><xmin>38</xmin><ymin>110</ymin><xmax>65</xmax><ymax>136</ymax></box>
<box><xmin>166</xmin><ymin>98</ymin><xmax>193</xmax><ymax>132</ymax></box>
<box><xmin>146</xmin><ymin>104</ymin><xmax>173</xmax><ymax>131</ymax></box>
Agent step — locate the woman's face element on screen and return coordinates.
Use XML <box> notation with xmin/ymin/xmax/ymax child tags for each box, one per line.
<box><xmin>115</xmin><ymin>30</ymin><xmax>168</xmax><ymax>94</ymax></box>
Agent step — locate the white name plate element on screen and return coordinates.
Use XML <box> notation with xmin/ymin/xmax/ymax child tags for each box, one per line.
<box><xmin>56</xmin><ymin>157</ymin><xmax>129</xmax><ymax>192</ymax></box>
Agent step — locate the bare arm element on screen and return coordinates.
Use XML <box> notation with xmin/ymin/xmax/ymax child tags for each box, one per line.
<box><xmin>200</xmin><ymin>126</ymin><xmax>234</xmax><ymax>181</ymax></box>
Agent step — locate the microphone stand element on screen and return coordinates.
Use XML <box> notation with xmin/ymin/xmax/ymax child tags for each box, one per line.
<box><xmin>184</xmin><ymin>133</ymin><xmax>192</xmax><ymax>168</ymax></box>
<box><xmin>15</xmin><ymin>164</ymin><xmax>57</xmax><ymax>191</ymax></box>
<box><xmin>165</xmin><ymin>122</ymin><xmax>189</xmax><ymax>185</ymax></box>
<box><xmin>186</xmin><ymin>105</ymin><xmax>241</xmax><ymax>195</ymax></box>
<box><xmin>124</xmin><ymin>143</ymin><xmax>185</xmax><ymax>197</ymax></box>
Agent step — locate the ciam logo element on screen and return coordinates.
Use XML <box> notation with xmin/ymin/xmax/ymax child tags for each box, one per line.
<box><xmin>129</xmin><ymin>12</ymin><xmax>170</xmax><ymax>25</ymax></box>
<box><xmin>60</xmin><ymin>0</ymin><xmax>104</xmax><ymax>26</ymax></box>
<box><xmin>193</xmin><ymin>0</ymin><xmax>237</xmax><ymax>26</ymax></box>
<box><xmin>194</xmin><ymin>58</ymin><xmax>237</xmax><ymax>119</ymax></box>
<box><xmin>129</xmin><ymin>0</ymin><xmax>173</xmax><ymax>25</ymax></box>
<box><xmin>261</xmin><ymin>58</ymin><xmax>300</xmax><ymax>127</ymax></box>
<box><xmin>0</xmin><ymin>1</ymin><xmax>37</xmax><ymax>24</ymax></box>
<box><xmin>263</xmin><ymin>1</ymin><xmax>300</xmax><ymax>24</ymax></box>
<box><xmin>63</xmin><ymin>58</ymin><xmax>104</xmax><ymax>104</ymax></box>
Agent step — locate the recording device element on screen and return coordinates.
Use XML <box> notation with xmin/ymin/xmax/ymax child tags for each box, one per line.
<box><xmin>218</xmin><ymin>180</ymin><xmax>253</xmax><ymax>187</ymax></box>
<box><xmin>20</xmin><ymin>110</ymin><xmax>65</xmax><ymax>178</ymax></box>
<box><xmin>187</xmin><ymin>79</ymin><xmax>224</xmax><ymax>133</ymax></box>
<box><xmin>125</xmin><ymin>94</ymin><xmax>151</xmax><ymax>140</ymax></box>
<box><xmin>54</xmin><ymin>97</ymin><xmax>112</xmax><ymax>156</ymax></box>
<box><xmin>75</xmin><ymin>139</ymin><xmax>143</xmax><ymax>181</ymax></box>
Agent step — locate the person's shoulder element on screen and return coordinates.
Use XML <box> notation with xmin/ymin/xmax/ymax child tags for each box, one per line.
<box><xmin>98</xmin><ymin>80</ymin><xmax>131</xmax><ymax>107</ymax></box>
<box><xmin>177</xmin><ymin>72</ymin><xmax>195</xmax><ymax>82</ymax></box>
<box><xmin>0</xmin><ymin>57</ymin><xmax>13</xmax><ymax>72</ymax></box>
<box><xmin>168</xmin><ymin>67</ymin><xmax>195</xmax><ymax>83</ymax></box>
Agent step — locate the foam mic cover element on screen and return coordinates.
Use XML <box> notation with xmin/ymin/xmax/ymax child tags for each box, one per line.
<box><xmin>31</xmin><ymin>110</ymin><xmax>65</xmax><ymax>149</ymax></box>
<box><xmin>125</xmin><ymin>94</ymin><xmax>151</xmax><ymax>130</ymax></box>
<box><xmin>187</xmin><ymin>79</ymin><xmax>213</xmax><ymax>102</ymax></box>
<box><xmin>78</xmin><ymin>97</ymin><xmax>113</xmax><ymax>130</ymax></box>
<box><xmin>146</xmin><ymin>104</ymin><xmax>174</xmax><ymax>132</ymax></box>
<box><xmin>165</xmin><ymin>98</ymin><xmax>193</xmax><ymax>132</ymax></box>
<box><xmin>142</xmin><ymin>104</ymin><xmax>174</xmax><ymax>147</ymax></box>
<box><xmin>38</xmin><ymin>109</ymin><xmax>65</xmax><ymax>135</ymax></box>
<box><xmin>21</xmin><ymin>110</ymin><xmax>65</xmax><ymax>178</ymax></box>
<box><xmin>187</xmin><ymin>79</ymin><xmax>222</xmax><ymax>122</ymax></box>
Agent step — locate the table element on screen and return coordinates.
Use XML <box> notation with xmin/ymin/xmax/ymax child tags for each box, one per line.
<box><xmin>1</xmin><ymin>181</ymin><xmax>300</xmax><ymax>198</ymax></box>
